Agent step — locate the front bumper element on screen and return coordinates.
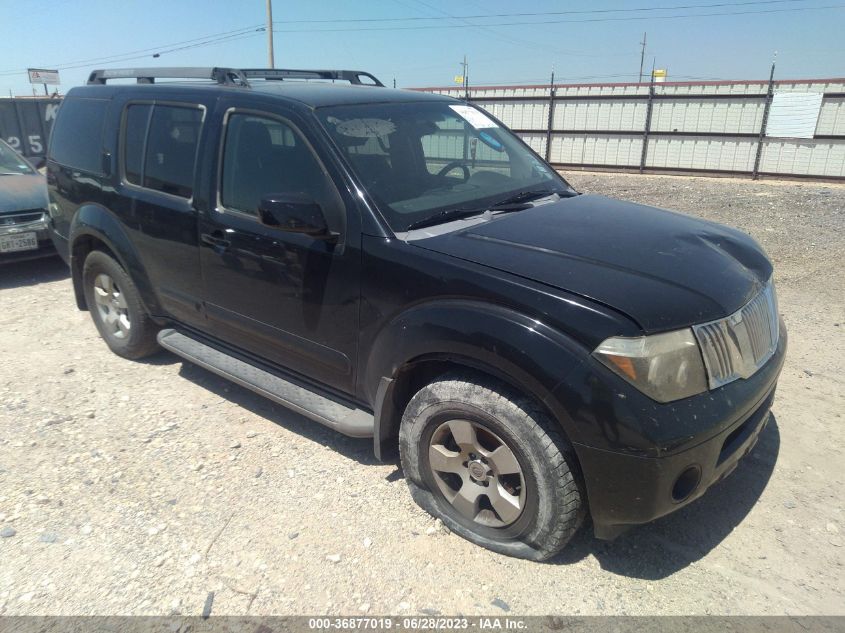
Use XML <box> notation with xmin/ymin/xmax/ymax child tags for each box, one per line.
<box><xmin>562</xmin><ymin>319</ymin><xmax>787</xmax><ymax>539</ymax></box>
<box><xmin>0</xmin><ymin>214</ymin><xmax>56</xmax><ymax>264</ymax></box>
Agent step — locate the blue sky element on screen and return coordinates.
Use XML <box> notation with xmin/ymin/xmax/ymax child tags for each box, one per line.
<box><xmin>1</xmin><ymin>0</ymin><xmax>844</xmax><ymax>95</ymax></box>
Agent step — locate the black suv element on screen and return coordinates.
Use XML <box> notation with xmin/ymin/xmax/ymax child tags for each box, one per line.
<box><xmin>47</xmin><ymin>67</ymin><xmax>786</xmax><ymax>560</ymax></box>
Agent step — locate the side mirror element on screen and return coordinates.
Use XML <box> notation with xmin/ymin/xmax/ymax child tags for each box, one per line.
<box><xmin>258</xmin><ymin>193</ymin><xmax>336</xmax><ymax>240</ymax></box>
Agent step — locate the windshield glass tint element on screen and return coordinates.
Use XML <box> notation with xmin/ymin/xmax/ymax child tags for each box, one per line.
<box><xmin>317</xmin><ymin>101</ymin><xmax>569</xmax><ymax>231</ymax></box>
<box><xmin>0</xmin><ymin>141</ymin><xmax>34</xmax><ymax>175</ymax></box>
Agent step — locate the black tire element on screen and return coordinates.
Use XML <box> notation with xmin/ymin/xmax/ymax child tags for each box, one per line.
<box><xmin>82</xmin><ymin>250</ymin><xmax>159</xmax><ymax>360</ymax></box>
<box><xmin>399</xmin><ymin>373</ymin><xmax>584</xmax><ymax>561</ymax></box>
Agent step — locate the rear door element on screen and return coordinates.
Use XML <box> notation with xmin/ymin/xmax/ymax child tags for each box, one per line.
<box><xmin>198</xmin><ymin>99</ymin><xmax>362</xmax><ymax>395</ymax></box>
<box><xmin>114</xmin><ymin>96</ymin><xmax>212</xmax><ymax>325</ymax></box>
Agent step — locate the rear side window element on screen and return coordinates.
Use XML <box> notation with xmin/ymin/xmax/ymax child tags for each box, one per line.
<box><xmin>121</xmin><ymin>103</ymin><xmax>203</xmax><ymax>199</ymax></box>
<box><xmin>123</xmin><ymin>104</ymin><xmax>151</xmax><ymax>186</ymax></box>
<box><xmin>48</xmin><ymin>97</ymin><xmax>108</xmax><ymax>173</ymax></box>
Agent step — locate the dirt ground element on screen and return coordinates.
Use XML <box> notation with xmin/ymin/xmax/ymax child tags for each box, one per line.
<box><xmin>0</xmin><ymin>171</ymin><xmax>842</xmax><ymax>616</ymax></box>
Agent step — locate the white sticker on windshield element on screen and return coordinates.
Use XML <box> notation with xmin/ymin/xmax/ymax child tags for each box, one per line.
<box><xmin>449</xmin><ymin>105</ymin><xmax>498</xmax><ymax>129</ymax></box>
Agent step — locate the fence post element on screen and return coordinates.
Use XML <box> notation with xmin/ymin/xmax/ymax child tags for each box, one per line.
<box><xmin>639</xmin><ymin>81</ymin><xmax>655</xmax><ymax>174</ymax></box>
<box><xmin>752</xmin><ymin>61</ymin><xmax>776</xmax><ymax>180</ymax></box>
<box><xmin>545</xmin><ymin>71</ymin><xmax>556</xmax><ymax>163</ymax></box>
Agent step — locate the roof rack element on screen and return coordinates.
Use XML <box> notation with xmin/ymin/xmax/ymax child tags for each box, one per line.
<box><xmin>87</xmin><ymin>67</ymin><xmax>248</xmax><ymax>86</ymax></box>
<box><xmin>86</xmin><ymin>67</ymin><xmax>384</xmax><ymax>87</ymax></box>
<box><xmin>240</xmin><ymin>69</ymin><xmax>384</xmax><ymax>86</ymax></box>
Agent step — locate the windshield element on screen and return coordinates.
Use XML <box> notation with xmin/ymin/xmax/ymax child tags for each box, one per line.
<box><xmin>317</xmin><ymin>101</ymin><xmax>572</xmax><ymax>232</ymax></box>
<box><xmin>0</xmin><ymin>141</ymin><xmax>34</xmax><ymax>175</ymax></box>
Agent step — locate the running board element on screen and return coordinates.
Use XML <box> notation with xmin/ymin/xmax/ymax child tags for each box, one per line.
<box><xmin>157</xmin><ymin>329</ymin><xmax>373</xmax><ymax>438</ymax></box>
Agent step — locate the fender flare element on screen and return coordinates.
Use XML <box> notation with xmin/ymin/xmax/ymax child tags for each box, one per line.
<box><xmin>365</xmin><ymin>299</ymin><xmax>590</xmax><ymax>457</ymax></box>
<box><xmin>69</xmin><ymin>204</ymin><xmax>161</xmax><ymax>315</ymax></box>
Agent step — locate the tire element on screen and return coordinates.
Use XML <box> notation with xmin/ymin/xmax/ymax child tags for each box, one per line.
<box><xmin>82</xmin><ymin>250</ymin><xmax>159</xmax><ymax>360</ymax></box>
<box><xmin>399</xmin><ymin>373</ymin><xmax>584</xmax><ymax>561</ymax></box>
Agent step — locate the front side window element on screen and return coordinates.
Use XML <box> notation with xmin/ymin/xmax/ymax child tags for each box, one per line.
<box><xmin>121</xmin><ymin>103</ymin><xmax>202</xmax><ymax>198</ymax></box>
<box><xmin>219</xmin><ymin>112</ymin><xmax>341</xmax><ymax>225</ymax></box>
<box><xmin>317</xmin><ymin>101</ymin><xmax>571</xmax><ymax>232</ymax></box>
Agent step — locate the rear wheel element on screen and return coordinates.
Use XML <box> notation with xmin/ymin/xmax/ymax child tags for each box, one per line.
<box><xmin>399</xmin><ymin>373</ymin><xmax>584</xmax><ymax>561</ymax></box>
<box><xmin>82</xmin><ymin>250</ymin><xmax>159</xmax><ymax>359</ymax></box>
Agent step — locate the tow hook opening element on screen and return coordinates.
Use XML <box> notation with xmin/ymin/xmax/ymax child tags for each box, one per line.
<box><xmin>672</xmin><ymin>465</ymin><xmax>701</xmax><ymax>502</ymax></box>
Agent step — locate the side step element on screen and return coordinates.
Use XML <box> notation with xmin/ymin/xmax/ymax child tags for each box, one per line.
<box><xmin>157</xmin><ymin>329</ymin><xmax>374</xmax><ymax>438</ymax></box>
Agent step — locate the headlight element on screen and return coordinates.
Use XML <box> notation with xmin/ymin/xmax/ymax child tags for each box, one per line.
<box><xmin>593</xmin><ymin>328</ymin><xmax>708</xmax><ymax>403</ymax></box>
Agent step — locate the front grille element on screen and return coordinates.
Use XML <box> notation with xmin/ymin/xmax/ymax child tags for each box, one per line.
<box><xmin>693</xmin><ymin>281</ymin><xmax>779</xmax><ymax>388</ymax></box>
<box><xmin>0</xmin><ymin>210</ymin><xmax>45</xmax><ymax>226</ymax></box>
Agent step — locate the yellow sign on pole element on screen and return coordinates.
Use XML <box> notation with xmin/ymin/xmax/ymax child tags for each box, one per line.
<box><xmin>652</xmin><ymin>69</ymin><xmax>667</xmax><ymax>82</ymax></box>
<box><xmin>454</xmin><ymin>75</ymin><xmax>465</xmax><ymax>85</ymax></box>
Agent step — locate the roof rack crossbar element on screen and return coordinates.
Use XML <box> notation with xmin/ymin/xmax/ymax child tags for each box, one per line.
<box><xmin>86</xmin><ymin>67</ymin><xmax>385</xmax><ymax>88</ymax></box>
<box><xmin>87</xmin><ymin>67</ymin><xmax>249</xmax><ymax>86</ymax></box>
<box><xmin>240</xmin><ymin>68</ymin><xmax>384</xmax><ymax>86</ymax></box>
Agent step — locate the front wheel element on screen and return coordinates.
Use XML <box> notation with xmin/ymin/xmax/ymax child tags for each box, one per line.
<box><xmin>82</xmin><ymin>250</ymin><xmax>159</xmax><ymax>359</ymax></box>
<box><xmin>399</xmin><ymin>373</ymin><xmax>584</xmax><ymax>561</ymax></box>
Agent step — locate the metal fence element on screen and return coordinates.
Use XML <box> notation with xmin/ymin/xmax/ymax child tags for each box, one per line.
<box><xmin>0</xmin><ymin>97</ymin><xmax>61</xmax><ymax>159</ymax></box>
<box><xmin>416</xmin><ymin>77</ymin><xmax>845</xmax><ymax>180</ymax></box>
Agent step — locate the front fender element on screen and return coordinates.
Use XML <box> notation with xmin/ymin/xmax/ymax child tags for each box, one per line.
<box><xmin>364</xmin><ymin>299</ymin><xmax>591</xmax><ymax>445</ymax></box>
<box><xmin>69</xmin><ymin>204</ymin><xmax>161</xmax><ymax>315</ymax></box>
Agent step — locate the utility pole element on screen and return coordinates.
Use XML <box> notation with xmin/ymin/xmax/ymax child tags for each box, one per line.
<box><xmin>460</xmin><ymin>55</ymin><xmax>469</xmax><ymax>100</ymax></box>
<box><xmin>638</xmin><ymin>32</ymin><xmax>647</xmax><ymax>83</ymax></box>
<box><xmin>266</xmin><ymin>0</ymin><xmax>275</xmax><ymax>68</ymax></box>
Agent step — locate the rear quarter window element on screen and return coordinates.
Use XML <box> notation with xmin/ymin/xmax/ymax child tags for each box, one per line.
<box><xmin>143</xmin><ymin>105</ymin><xmax>202</xmax><ymax>198</ymax></box>
<box><xmin>120</xmin><ymin>103</ymin><xmax>203</xmax><ymax>199</ymax></box>
<box><xmin>48</xmin><ymin>97</ymin><xmax>109</xmax><ymax>173</ymax></box>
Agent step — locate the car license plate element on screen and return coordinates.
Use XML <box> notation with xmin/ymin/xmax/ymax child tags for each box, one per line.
<box><xmin>0</xmin><ymin>232</ymin><xmax>38</xmax><ymax>253</ymax></box>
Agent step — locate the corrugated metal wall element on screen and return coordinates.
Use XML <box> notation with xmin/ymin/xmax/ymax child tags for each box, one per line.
<box><xmin>0</xmin><ymin>98</ymin><xmax>61</xmax><ymax>159</ymax></box>
<box><xmin>417</xmin><ymin>78</ymin><xmax>845</xmax><ymax>180</ymax></box>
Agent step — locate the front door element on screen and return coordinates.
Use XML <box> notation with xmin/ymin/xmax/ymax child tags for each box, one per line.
<box><xmin>198</xmin><ymin>103</ymin><xmax>361</xmax><ymax>395</ymax></box>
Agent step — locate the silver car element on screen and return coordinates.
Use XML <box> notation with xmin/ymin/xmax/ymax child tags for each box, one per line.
<box><xmin>0</xmin><ymin>139</ymin><xmax>54</xmax><ymax>263</ymax></box>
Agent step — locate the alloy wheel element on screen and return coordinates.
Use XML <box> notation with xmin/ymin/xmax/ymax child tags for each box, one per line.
<box><xmin>93</xmin><ymin>273</ymin><xmax>131</xmax><ymax>339</ymax></box>
<box><xmin>428</xmin><ymin>419</ymin><xmax>526</xmax><ymax>528</ymax></box>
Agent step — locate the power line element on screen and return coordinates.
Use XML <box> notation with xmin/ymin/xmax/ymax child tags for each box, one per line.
<box><xmin>12</xmin><ymin>0</ymin><xmax>761</xmax><ymax>77</ymax></box>
<box><xmin>0</xmin><ymin>24</ymin><xmax>265</xmax><ymax>76</ymax></box>
<box><xmin>270</xmin><ymin>3</ymin><xmax>845</xmax><ymax>32</ymax></box>
<box><xmin>274</xmin><ymin>0</ymin><xmax>815</xmax><ymax>23</ymax></box>
<box><xmin>0</xmin><ymin>1</ymin><xmax>839</xmax><ymax>84</ymax></box>
<box><xmin>2</xmin><ymin>0</ymin><xmax>804</xmax><ymax>76</ymax></box>
<box><xmin>398</xmin><ymin>0</ymin><xmax>621</xmax><ymax>60</ymax></box>
<box><xmin>401</xmin><ymin>0</ymin><xmax>566</xmax><ymax>59</ymax></box>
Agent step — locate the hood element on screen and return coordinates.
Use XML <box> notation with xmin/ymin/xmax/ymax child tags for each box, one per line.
<box><xmin>0</xmin><ymin>173</ymin><xmax>49</xmax><ymax>214</ymax></box>
<box><xmin>413</xmin><ymin>194</ymin><xmax>772</xmax><ymax>333</ymax></box>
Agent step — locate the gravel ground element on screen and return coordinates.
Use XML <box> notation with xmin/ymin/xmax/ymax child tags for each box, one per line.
<box><xmin>0</xmin><ymin>171</ymin><xmax>843</xmax><ymax>616</ymax></box>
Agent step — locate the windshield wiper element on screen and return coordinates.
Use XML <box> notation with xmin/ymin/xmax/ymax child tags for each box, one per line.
<box><xmin>405</xmin><ymin>188</ymin><xmax>571</xmax><ymax>232</ymax></box>
<box><xmin>405</xmin><ymin>208</ymin><xmax>489</xmax><ymax>231</ymax></box>
<box><xmin>487</xmin><ymin>189</ymin><xmax>560</xmax><ymax>209</ymax></box>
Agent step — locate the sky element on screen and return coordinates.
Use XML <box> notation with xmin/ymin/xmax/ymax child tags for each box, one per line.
<box><xmin>1</xmin><ymin>0</ymin><xmax>844</xmax><ymax>96</ymax></box>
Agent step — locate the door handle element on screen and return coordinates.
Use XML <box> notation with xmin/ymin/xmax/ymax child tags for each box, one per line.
<box><xmin>201</xmin><ymin>231</ymin><xmax>231</xmax><ymax>250</ymax></box>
